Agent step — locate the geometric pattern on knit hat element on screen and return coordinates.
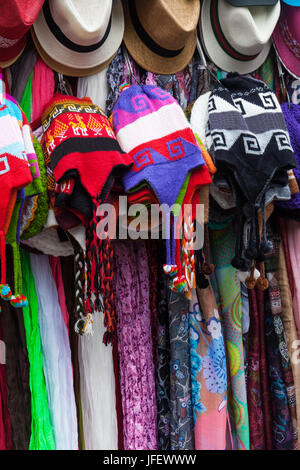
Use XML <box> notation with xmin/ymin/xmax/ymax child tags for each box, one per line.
<box><xmin>42</xmin><ymin>93</ymin><xmax>133</xmax><ymax>206</ymax></box>
<box><xmin>112</xmin><ymin>84</ymin><xmax>205</xmax><ymax>208</ymax></box>
<box><xmin>276</xmin><ymin>102</ymin><xmax>300</xmax><ymax>211</ymax></box>
<box><xmin>42</xmin><ymin>93</ymin><xmax>133</xmax><ymax>317</ymax></box>
<box><xmin>113</xmin><ymin>84</ymin><xmax>206</xmax><ymax>294</ymax></box>
<box><xmin>208</xmin><ymin>73</ymin><xmax>297</xmax><ymax>271</ymax></box>
<box><xmin>207</xmin><ymin>74</ymin><xmax>296</xmax><ymax>207</ymax></box>
<box><xmin>0</xmin><ymin>93</ymin><xmax>32</xmax><ymax>293</ymax></box>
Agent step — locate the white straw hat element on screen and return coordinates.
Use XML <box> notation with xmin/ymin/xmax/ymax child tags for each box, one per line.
<box><xmin>32</xmin><ymin>0</ymin><xmax>124</xmax><ymax>77</ymax></box>
<box><xmin>200</xmin><ymin>0</ymin><xmax>280</xmax><ymax>74</ymax></box>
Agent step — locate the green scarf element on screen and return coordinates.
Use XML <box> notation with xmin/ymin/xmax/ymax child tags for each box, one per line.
<box><xmin>21</xmin><ymin>249</ymin><xmax>56</xmax><ymax>450</ymax></box>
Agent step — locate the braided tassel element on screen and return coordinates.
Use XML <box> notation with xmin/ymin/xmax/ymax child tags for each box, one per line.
<box><xmin>182</xmin><ymin>208</ymin><xmax>196</xmax><ymax>299</ymax></box>
<box><xmin>102</xmin><ymin>236</ymin><xmax>116</xmax><ymax>345</ymax></box>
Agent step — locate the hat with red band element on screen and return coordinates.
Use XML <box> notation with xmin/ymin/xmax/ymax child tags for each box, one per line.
<box><xmin>200</xmin><ymin>0</ymin><xmax>281</xmax><ymax>74</ymax></box>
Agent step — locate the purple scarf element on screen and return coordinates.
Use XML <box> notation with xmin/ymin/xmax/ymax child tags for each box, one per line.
<box><xmin>113</xmin><ymin>240</ymin><xmax>157</xmax><ymax>450</ymax></box>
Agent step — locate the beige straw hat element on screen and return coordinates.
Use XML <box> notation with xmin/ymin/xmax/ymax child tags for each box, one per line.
<box><xmin>123</xmin><ymin>0</ymin><xmax>200</xmax><ymax>75</ymax></box>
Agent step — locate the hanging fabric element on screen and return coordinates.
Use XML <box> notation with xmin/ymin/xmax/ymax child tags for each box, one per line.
<box><xmin>78</xmin><ymin>308</ymin><xmax>118</xmax><ymax>450</ymax></box>
<box><xmin>113</xmin><ymin>240</ymin><xmax>157</xmax><ymax>450</ymax></box>
<box><xmin>30</xmin><ymin>253</ymin><xmax>78</xmax><ymax>450</ymax></box>
<box><xmin>20</xmin><ymin>249</ymin><xmax>55</xmax><ymax>450</ymax></box>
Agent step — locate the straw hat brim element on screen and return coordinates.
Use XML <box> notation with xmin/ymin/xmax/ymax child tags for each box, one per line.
<box><xmin>200</xmin><ymin>0</ymin><xmax>272</xmax><ymax>74</ymax></box>
<box><xmin>122</xmin><ymin>0</ymin><xmax>197</xmax><ymax>75</ymax></box>
<box><xmin>31</xmin><ymin>0</ymin><xmax>124</xmax><ymax>77</ymax></box>
<box><xmin>31</xmin><ymin>29</ymin><xmax>116</xmax><ymax>77</ymax></box>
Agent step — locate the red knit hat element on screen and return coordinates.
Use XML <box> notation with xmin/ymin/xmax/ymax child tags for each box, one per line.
<box><xmin>42</xmin><ymin>93</ymin><xmax>133</xmax><ymax>326</ymax></box>
<box><xmin>0</xmin><ymin>92</ymin><xmax>33</xmax><ymax>306</ymax></box>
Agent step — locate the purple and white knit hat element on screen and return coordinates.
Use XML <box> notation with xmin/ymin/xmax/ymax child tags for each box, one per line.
<box><xmin>112</xmin><ymin>84</ymin><xmax>205</xmax><ymax>208</ymax></box>
<box><xmin>112</xmin><ymin>83</ymin><xmax>206</xmax><ymax>294</ymax></box>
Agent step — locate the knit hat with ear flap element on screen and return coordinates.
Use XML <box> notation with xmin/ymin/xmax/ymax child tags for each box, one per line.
<box><xmin>0</xmin><ymin>92</ymin><xmax>32</xmax><ymax>307</ymax></box>
<box><xmin>112</xmin><ymin>83</ymin><xmax>207</xmax><ymax>294</ymax></box>
<box><xmin>42</xmin><ymin>93</ymin><xmax>133</xmax><ymax>318</ymax></box>
<box><xmin>207</xmin><ymin>73</ymin><xmax>296</xmax><ymax>285</ymax></box>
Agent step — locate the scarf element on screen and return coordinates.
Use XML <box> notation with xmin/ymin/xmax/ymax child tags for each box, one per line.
<box><xmin>20</xmin><ymin>249</ymin><xmax>55</xmax><ymax>450</ymax></box>
<box><xmin>30</xmin><ymin>253</ymin><xmax>78</xmax><ymax>449</ymax></box>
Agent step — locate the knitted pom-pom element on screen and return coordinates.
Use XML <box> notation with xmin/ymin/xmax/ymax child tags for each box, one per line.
<box><xmin>231</xmin><ymin>256</ymin><xmax>246</xmax><ymax>271</ymax></box>
<box><xmin>245</xmin><ymin>277</ymin><xmax>256</xmax><ymax>289</ymax></box>
<box><xmin>171</xmin><ymin>275</ymin><xmax>187</xmax><ymax>293</ymax></box>
<box><xmin>202</xmin><ymin>262</ymin><xmax>214</xmax><ymax>275</ymax></box>
<box><xmin>260</xmin><ymin>239</ymin><xmax>273</xmax><ymax>255</ymax></box>
<box><xmin>0</xmin><ymin>284</ymin><xmax>12</xmax><ymax>300</ymax></box>
<box><xmin>120</xmin><ymin>83</ymin><xmax>130</xmax><ymax>93</ymax></box>
<box><xmin>196</xmin><ymin>271</ymin><xmax>209</xmax><ymax>289</ymax></box>
<box><xmin>10</xmin><ymin>294</ymin><xmax>28</xmax><ymax>308</ymax></box>
<box><xmin>163</xmin><ymin>264</ymin><xmax>178</xmax><ymax>277</ymax></box>
<box><xmin>256</xmin><ymin>277</ymin><xmax>269</xmax><ymax>291</ymax></box>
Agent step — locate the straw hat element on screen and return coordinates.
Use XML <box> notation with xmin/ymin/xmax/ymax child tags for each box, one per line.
<box><xmin>0</xmin><ymin>0</ymin><xmax>44</xmax><ymax>68</ymax></box>
<box><xmin>32</xmin><ymin>0</ymin><xmax>124</xmax><ymax>77</ymax></box>
<box><xmin>200</xmin><ymin>0</ymin><xmax>280</xmax><ymax>74</ymax></box>
<box><xmin>122</xmin><ymin>0</ymin><xmax>200</xmax><ymax>75</ymax></box>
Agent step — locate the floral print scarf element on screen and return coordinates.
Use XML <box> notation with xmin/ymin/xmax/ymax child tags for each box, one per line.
<box><xmin>169</xmin><ymin>292</ymin><xmax>194</xmax><ymax>450</ymax></box>
<box><xmin>210</xmin><ymin>223</ymin><xmax>250</xmax><ymax>450</ymax></box>
<box><xmin>189</xmin><ymin>284</ymin><xmax>227</xmax><ymax>450</ymax></box>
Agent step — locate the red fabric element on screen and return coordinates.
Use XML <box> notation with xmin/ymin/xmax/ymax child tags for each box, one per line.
<box><xmin>49</xmin><ymin>256</ymin><xmax>69</xmax><ymax>331</ymax></box>
<box><xmin>31</xmin><ymin>57</ymin><xmax>55</xmax><ymax>125</ymax></box>
<box><xmin>247</xmin><ymin>288</ymin><xmax>273</xmax><ymax>450</ymax></box>
<box><xmin>0</xmin><ymin>0</ymin><xmax>44</xmax><ymax>38</ymax></box>
<box><xmin>54</xmin><ymin>149</ymin><xmax>132</xmax><ymax>200</ymax></box>
<box><xmin>43</xmin><ymin>94</ymin><xmax>133</xmax><ymax>201</ymax></box>
<box><xmin>0</xmin><ymin>153</ymin><xmax>32</xmax><ymax>231</ymax></box>
<box><xmin>128</xmin><ymin>127</ymin><xmax>200</xmax><ymax>173</ymax></box>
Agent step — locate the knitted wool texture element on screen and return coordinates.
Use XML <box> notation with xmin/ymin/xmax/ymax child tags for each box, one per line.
<box><xmin>0</xmin><ymin>93</ymin><xmax>32</xmax><ymax>293</ymax></box>
<box><xmin>207</xmin><ymin>74</ymin><xmax>296</xmax><ymax>270</ymax></box>
<box><xmin>112</xmin><ymin>84</ymin><xmax>207</xmax><ymax>289</ymax></box>
<box><xmin>113</xmin><ymin>84</ymin><xmax>206</xmax><ymax>208</ymax></box>
<box><xmin>21</xmin><ymin>136</ymin><xmax>49</xmax><ymax>240</ymax></box>
<box><xmin>42</xmin><ymin>93</ymin><xmax>133</xmax><ymax>326</ymax></box>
